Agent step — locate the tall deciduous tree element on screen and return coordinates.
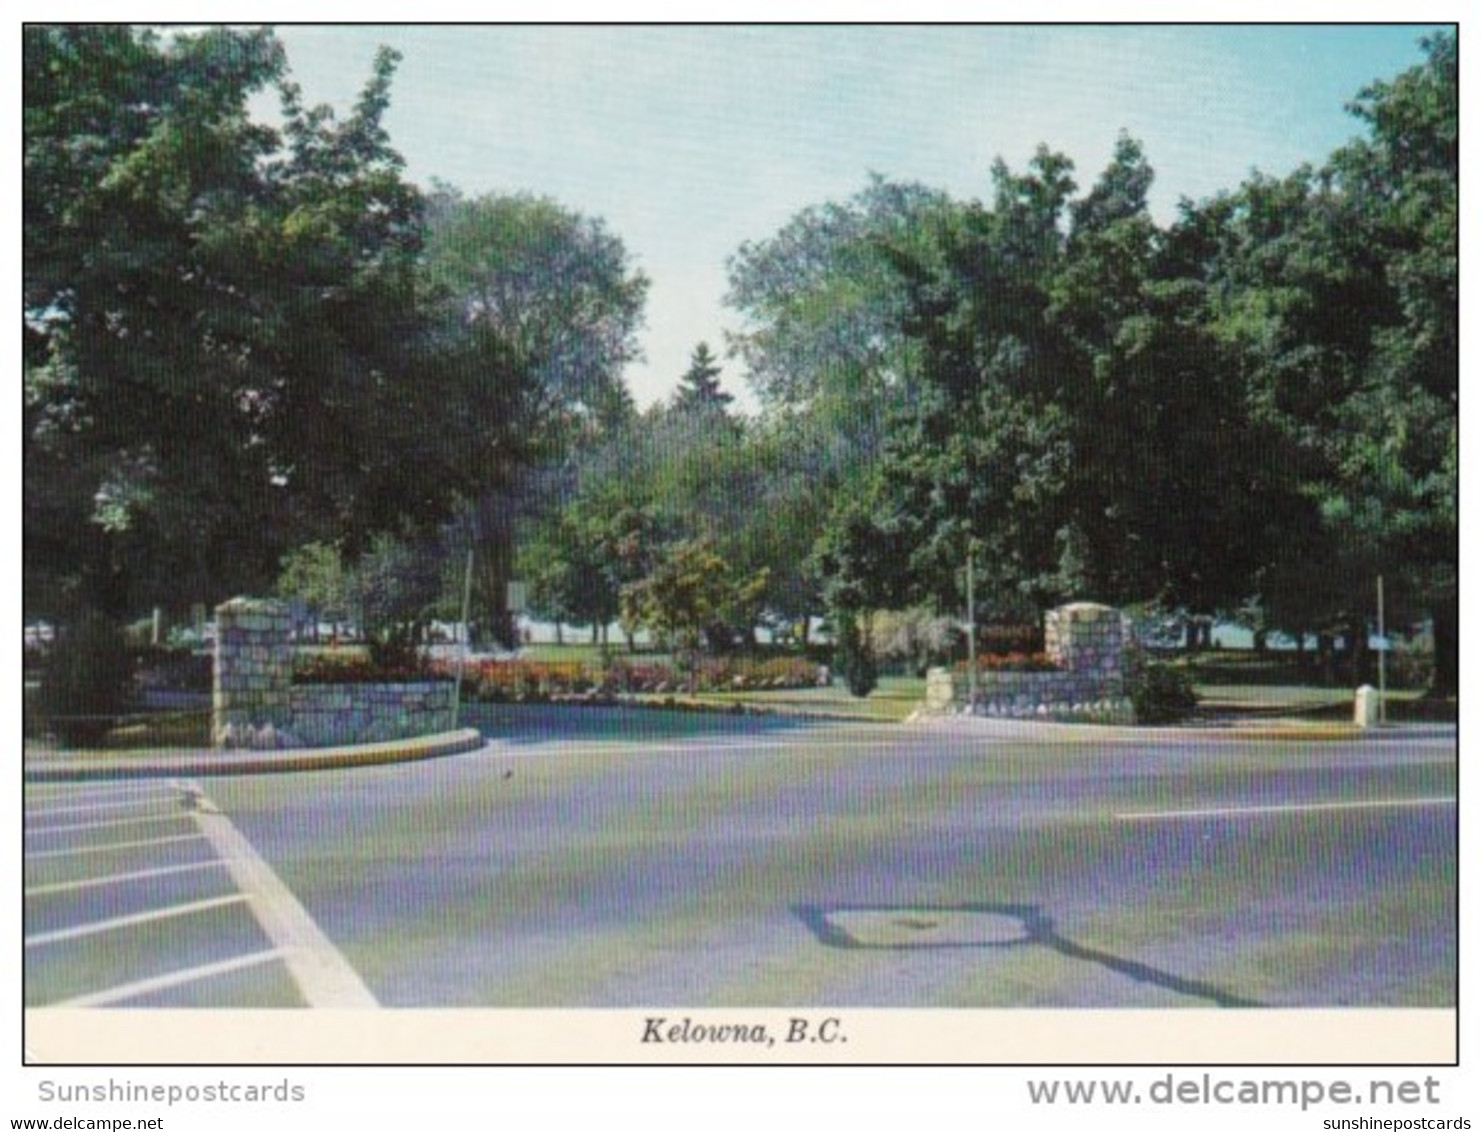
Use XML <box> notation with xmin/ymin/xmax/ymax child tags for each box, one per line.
<box><xmin>23</xmin><ymin>27</ymin><xmax>484</xmax><ymax>622</ymax></box>
<box><xmin>419</xmin><ymin>187</ymin><xmax>649</xmax><ymax>643</ymax></box>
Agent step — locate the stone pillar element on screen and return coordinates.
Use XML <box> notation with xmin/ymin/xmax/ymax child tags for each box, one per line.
<box><xmin>1045</xmin><ymin>602</ymin><xmax>1125</xmax><ymax>673</ymax></box>
<box><xmin>213</xmin><ymin>597</ymin><xmax>295</xmax><ymax>748</ymax></box>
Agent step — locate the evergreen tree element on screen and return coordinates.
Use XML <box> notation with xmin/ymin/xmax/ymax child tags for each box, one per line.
<box><xmin>671</xmin><ymin>342</ymin><xmax>733</xmax><ymax>415</ymax></box>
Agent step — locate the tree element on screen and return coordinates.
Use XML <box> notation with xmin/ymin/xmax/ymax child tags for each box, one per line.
<box><xmin>421</xmin><ymin>187</ymin><xmax>649</xmax><ymax>437</ymax></box>
<box><xmin>348</xmin><ymin>533</ymin><xmax>452</xmax><ymax>667</ymax></box>
<box><xmin>24</xmin><ymin>26</ymin><xmax>289</xmax><ymax>618</ymax></box>
<box><xmin>725</xmin><ymin>175</ymin><xmax>949</xmax><ymax>471</ymax></box>
<box><xmin>275</xmin><ymin>541</ymin><xmax>353</xmax><ymax>637</ymax></box>
<box><xmin>816</xmin><ymin>151</ymin><xmax>1082</xmax><ymax>622</ymax></box>
<box><xmin>671</xmin><ymin>342</ymin><xmax>733</xmax><ymax>416</ymax></box>
<box><xmin>621</xmin><ymin>538</ymin><xmax>768</xmax><ymax>661</ymax></box>
<box><xmin>1048</xmin><ymin>134</ymin><xmax>1282</xmax><ymax>613</ymax></box>
<box><xmin>419</xmin><ymin>187</ymin><xmax>650</xmax><ymax>642</ymax></box>
<box><xmin>1328</xmin><ymin>31</ymin><xmax>1457</xmax><ymax>694</ymax></box>
<box><xmin>24</xmin><ymin>27</ymin><xmax>482</xmax><ymax>625</ymax></box>
<box><xmin>1182</xmin><ymin>33</ymin><xmax>1456</xmax><ymax>690</ymax></box>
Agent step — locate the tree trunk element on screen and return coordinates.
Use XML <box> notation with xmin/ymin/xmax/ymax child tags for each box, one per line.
<box><xmin>1253</xmin><ymin>628</ymin><xmax>1268</xmax><ymax>654</ymax></box>
<box><xmin>1426</xmin><ymin>596</ymin><xmax>1457</xmax><ymax>699</ymax></box>
<box><xmin>1317</xmin><ymin>633</ymin><xmax>1335</xmax><ymax>685</ymax></box>
<box><xmin>554</xmin><ymin>622</ymin><xmax>563</xmax><ymax>646</ymax></box>
<box><xmin>1347</xmin><ymin>618</ymin><xmax>1372</xmax><ymax>686</ymax></box>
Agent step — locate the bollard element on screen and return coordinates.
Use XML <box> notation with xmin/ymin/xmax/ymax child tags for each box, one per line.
<box><xmin>1353</xmin><ymin>684</ymin><xmax>1380</xmax><ymax>728</ymax></box>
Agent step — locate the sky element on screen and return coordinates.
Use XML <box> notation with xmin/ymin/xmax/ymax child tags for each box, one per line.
<box><xmin>246</xmin><ymin>24</ymin><xmax>1445</xmax><ymax>410</ymax></box>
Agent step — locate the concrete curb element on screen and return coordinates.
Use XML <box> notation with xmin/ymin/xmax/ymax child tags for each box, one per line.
<box><xmin>23</xmin><ymin>728</ymin><xmax>490</xmax><ymax>781</ymax></box>
<box><xmin>911</xmin><ymin>714</ymin><xmax>1378</xmax><ymax>743</ymax></box>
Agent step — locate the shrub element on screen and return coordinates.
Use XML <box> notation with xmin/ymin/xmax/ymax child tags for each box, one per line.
<box><xmin>1128</xmin><ymin>662</ymin><xmax>1200</xmax><ymax>724</ymax></box>
<box><xmin>36</xmin><ymin>612</ymin><xmax>135</xmax><ymax>746</ymax></box>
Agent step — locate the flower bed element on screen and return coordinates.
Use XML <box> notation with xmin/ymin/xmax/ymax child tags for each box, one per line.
<box><xmin>953</xmin><ymin>652</ymin><xmax>1061</xmax><ymax>674</ymax></box>
<box><xmin>449</xmin><ymin>655</ymin><xmax>822</xmax><ymax>703</ymax></box>
<box><xmin>293</xmin><ymin>651</ymin><xmax>450</xmax><ymax>685</ymax></box>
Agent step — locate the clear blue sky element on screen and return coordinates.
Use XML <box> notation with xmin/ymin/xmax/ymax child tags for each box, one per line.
<box><xmin>257</xmin><ymin>23</ymin><xmax>1448</xmax><ymax>410</ymax></box>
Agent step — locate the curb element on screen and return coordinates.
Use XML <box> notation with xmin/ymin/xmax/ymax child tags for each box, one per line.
<box><xmin>23</xmin><ymin>728</ymin><xmax>489</xmax><ymax>781</ymax></box>
<box><xmin>912</xmin><ymin>714</ymin><xmax>1372</xmax><ymax>743</ymax></box>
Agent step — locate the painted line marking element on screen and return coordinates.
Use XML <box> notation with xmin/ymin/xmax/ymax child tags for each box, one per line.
<box><xmin>183</xmin><ymin>781</ymin><xmax>378</xmax><ymax>1008</ymax></box>
<box><xmin>49</xmin><ymin>948</ymin><xmax>291</xmax><ymax>1009</ymax></box>
<box><xmin>25</xmin><ymin>859</ymin><xmax>229</xmax><ymax>897</ymax></box>
<box><xmin>24</xmin><ymin>894</ymin><xmax>248</xmax><ymax>947</ymax></box>
<box><xmin>26</xmin><ymin>796</ymin><xmax>181</xmax><ymax>818</ymax></box>
<box><xmin>1115</xmin><ymin>796</ymin><xmax>1457</xmax><ymax>822</ymax></box>
<box><xmin>25</xmin><ymin>813</ymin><xmax>192</xmax><ymax>835</ymax></box>
<box><xmin>25</xmin><ymin>833</ymin><xmax>207</xmax><ymax>860</ymax></box>
<box><xmin>25</xmin><ymin>782</ymin><xmax>175</xmax><ymax>801</ymax></box>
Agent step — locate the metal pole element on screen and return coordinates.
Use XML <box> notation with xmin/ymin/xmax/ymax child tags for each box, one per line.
<box><xmin>966</xmin><ymin>541</ymin><xmax>977</xmax><ymax>713</ymax></box>
<box><xmin>1377</xmin><ymin>574</ymin><xmax>1387</xmax><ymax>725</ymax></box>
<box><xmin>450</xmin><ymin>548</ymin><xmax>475</xmax><ymax>731</ymax></box>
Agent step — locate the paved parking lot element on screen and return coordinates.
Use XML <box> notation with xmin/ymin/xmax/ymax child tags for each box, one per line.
<box><xmin>23</xmin><ymin>778</ymin><xmax>373</xmax><ymax>1009</ymax></box>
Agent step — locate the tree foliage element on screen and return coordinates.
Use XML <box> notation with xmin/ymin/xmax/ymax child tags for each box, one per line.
<box><xmin>24</xmin><ymin>27</ymin><xmax>475</xmax><ymax>621</ymax></box>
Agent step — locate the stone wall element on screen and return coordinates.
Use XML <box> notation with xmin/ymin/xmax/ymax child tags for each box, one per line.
<box><xmin>213</xmin><ymin>597</ymin><xmax>454</xmax><ymax>749</ymax></box>
<box><xmin>286</xmin><ymin>682</ymin><xmax>454</xmax><ymax>748</ymax></box>
<box><xmin>930</xmin><ymin>601</ymin><xmax>1136</xmax><ymax>723</ymax></box>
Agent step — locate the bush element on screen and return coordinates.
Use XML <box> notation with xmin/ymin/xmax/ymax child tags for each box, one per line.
<box><xmin>1128</xmin><ymin>662</ymin><xmax>1200</xmax><ymax>724</ymax></box>
<box><xmin>36</xmin><ymin>612</ymin><xmax>135</xmax><ymax>746</ymax></box>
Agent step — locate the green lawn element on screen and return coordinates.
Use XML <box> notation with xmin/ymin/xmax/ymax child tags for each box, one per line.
<box><xmin>518</xmin><ymin>642</ymin><xmax>673</xmax><ymax>665</ymax></box>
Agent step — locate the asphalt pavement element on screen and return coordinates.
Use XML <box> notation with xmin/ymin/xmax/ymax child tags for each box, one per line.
<box><xmin>25</xmin><ymin>707</ymin><xmax>1452</xmax><ymax>1012</ymax></box>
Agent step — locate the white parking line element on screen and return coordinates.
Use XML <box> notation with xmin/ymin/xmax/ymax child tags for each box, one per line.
<box><xmin>25</xmin><ymin>894</ymin><xmax>248</xmax><ymax>947</ymax></box>
<box><xmin>182</xmin><ymin>782</ymin><xmax>379</xmax><ymax>1008</ymax></box>
<box><xmin>26</xmin><ymin>781</ymin><xmax>175</xmax><ymax>799</ymax></box>
<box><xmin>1115</xmin><ymin>796</ymin><xmax>1458</xmax><ymax>822</ymax></box>
<box><xmin>50</xmin><ymin>948</ymin><xmax>291</xmax><ymax>1008</ymax></box>
<box><xmin>26</xmin><ymin>796</ymin><xmax>181</xmax><ymax>818</ymax></box>
<box><xmin>26</xmin><ymin>833</ymin><xmax>207</xmax><ymax>860</ymax></box>
<box><xmin>25</xmin><ymin>813</ymin><xmax>192</xmax><ymax>835</ymax></box>
<box><xmin>25</xmin><ymin>859</ymin><xmax>229</xmax><ymax>897</ymax></box>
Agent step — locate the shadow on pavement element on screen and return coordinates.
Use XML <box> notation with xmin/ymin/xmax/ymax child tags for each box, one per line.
<box><xmin>794</xmin><ymin>901</ymin><xmax>1263</xmax><ymax>1009</ymax></box>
